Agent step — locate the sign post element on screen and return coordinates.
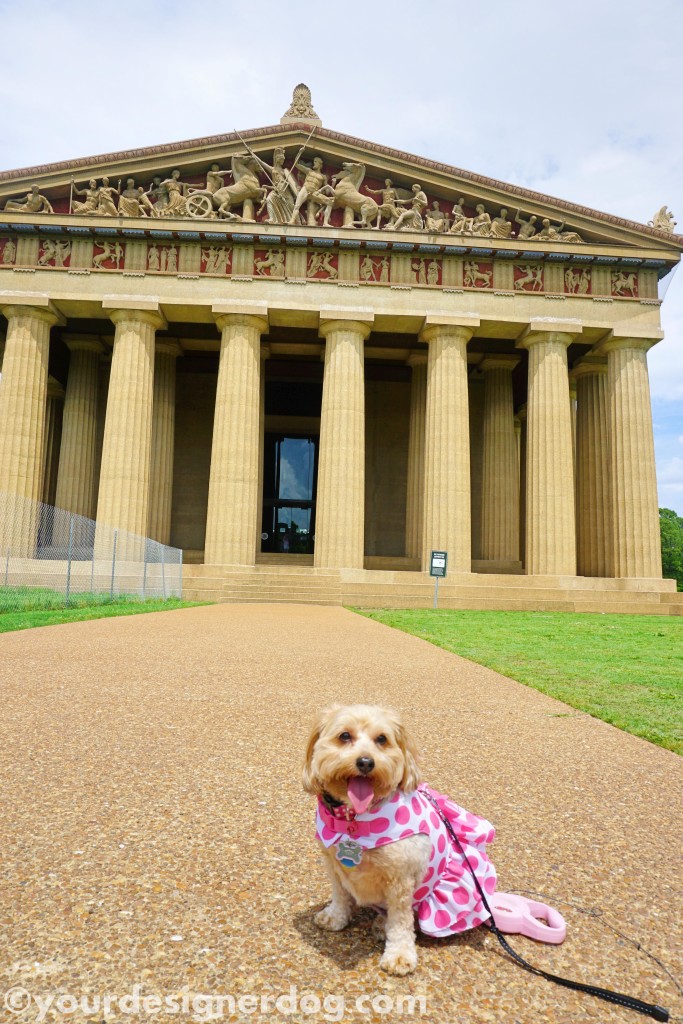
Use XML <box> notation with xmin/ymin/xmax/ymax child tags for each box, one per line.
<box><xmin>430</xmin><ymin>550</ymin><xmax>447</xmax><ymax>608</ymax></box>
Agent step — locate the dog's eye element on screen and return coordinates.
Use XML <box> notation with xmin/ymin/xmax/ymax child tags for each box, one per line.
<box><xmin>339</xmin><ymin>731</ymin><xmax>352</xmax><ymax>743</ymax></box>
<box><xmin>375</xmin><ymin>734</ymin><xmax>388</xmax><ymax>746</ymax></box>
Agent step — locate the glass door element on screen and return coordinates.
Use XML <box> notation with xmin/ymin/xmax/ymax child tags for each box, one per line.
<box><xmin>261</xmin><ymin>434</ymin><xmax>318</xmax><ymax>554</ymax></box>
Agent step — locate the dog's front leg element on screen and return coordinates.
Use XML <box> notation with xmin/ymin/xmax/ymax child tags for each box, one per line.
<box><xmin>380</xmin><ymin>880</ymin><xmax>419</xmax><ymax>976</ymax></box>
<box><xmin>315</xmin><ymin>858</ymin><xmax>355</xmax><ymax>932</ymax></box>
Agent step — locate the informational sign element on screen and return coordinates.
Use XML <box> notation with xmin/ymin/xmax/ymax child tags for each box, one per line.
<box><xmin>430</xmin><ymin>550</ymin><xmax>447</xmax><ymax>609</ymax></box>
<box><xmin>430</xmin><ymin>551</ymin><xmax>448</xmax><ymax>578</ymax></box>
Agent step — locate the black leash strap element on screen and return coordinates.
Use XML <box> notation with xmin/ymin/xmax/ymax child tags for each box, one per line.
<box><xmin>424</xmin><ymin>793</ymin><xmax>670</xmax><ymax>1022</ymax></box>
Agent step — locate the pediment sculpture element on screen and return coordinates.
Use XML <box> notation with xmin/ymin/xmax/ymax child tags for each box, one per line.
<box><xmin>648</xmin><ymin>206</ymin><xmax>677</xmax><ymax>234</ymax></box>
<box><xmin>2</xmin><ymin>144</ymin><xmax>609</xmax><ymax>245</ymax></box>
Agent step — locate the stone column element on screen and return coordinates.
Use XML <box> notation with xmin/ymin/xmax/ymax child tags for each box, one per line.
<box><xmin>468</xmin><ymin>370</ymin><xmax>485</xmax><ymax>561</ymax></box>
<box><xmin>405</xmin><ymin>353</ymin><xmax>427</xmax><ymax>561</ymax></box>
<box><xmin>569</xmin><ymin>378</ymin><xmax>578</xmax><ymax>478</ymax></box>
<box><xmin>42</xmin><ymin>379</ymin><xmax>65</xmax><ymax>509</ymax></box>
<box><xmin>96</xmin><ymin>308</ymin><xmax>166</xmax><ymax>546</ymax></box>
<box><xmin>518</xmin><ymin>324</ymin><xmax>579</xmax><ymax>576</ymax></box>
<box><xmin>0</xmin><ymin>304</ymin><xmax>61</xmax><ymax>501</ymax></box>
<box><xmin>480</xmin><ymin>355</ymin><xmax>520</xmax><ymax>562</ymax></box>
<box><xmin>604</xmin><ymin>336</ymin><xmax>662</xmax><ymax>578</ymax></box>
<box><xmin>516</xmin><ymin>405</ymin><xmax>527</xmax><ymax>572</ymax></box>
<box><xmin>315</xmin><ymin>315</ymin><xmax>373</xmax><ymax>569</ymax></box>
<box><xmin>257</xmin><ymin>343</ymin><xmax>270</xmax><ymax>559</ymax></box>
<box><xmin>205</xmin><ymin>310</ymin><xmax>268</xmax><ymax>565</ymax></box>
<box><xmin>0</xmin><ymin>303</ymin><xmax>61</xmax><ymax>554</ymax></box>
<box><xmin>573</xmin><ymin>358</ymin><xmax>612</xmax><ymax>577</ymax></box>
<box><xmin>55</xmin><ymin>338</ymin><xmax>102</xmax><ymax>521</ymax></box>
<box><xmin>421</xmin><ymin>318</ymin><xmax>477</xmax><ymax>573</ymax></box>
<box><xmin>148</xmin><ymin>341</ymin><xmax>182</xmax><ymax>545</ymax></box>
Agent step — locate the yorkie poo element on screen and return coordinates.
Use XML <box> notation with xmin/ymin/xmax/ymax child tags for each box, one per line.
<box><xmin>303</xmin><ymin>704</ymin><xmax>497</xmax><ymax>975</ymax></box>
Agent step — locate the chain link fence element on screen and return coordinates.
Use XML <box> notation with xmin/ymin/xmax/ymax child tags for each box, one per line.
<box><xmin>0</xmin><ymin>491</ymin><xmax>183</xmax><ymax>614</ymax></box>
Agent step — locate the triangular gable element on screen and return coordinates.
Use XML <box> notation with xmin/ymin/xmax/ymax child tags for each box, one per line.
<box><xmin>0</xmin><ymin>123</ymin><xmax>680</xmax><ymax>257</ymax></box>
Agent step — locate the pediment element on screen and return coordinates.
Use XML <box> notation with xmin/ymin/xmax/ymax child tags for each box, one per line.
<box><xmin>0</xmin><ymin>122</ymin><xmax>681</xmax><ymax>262</ymax></box>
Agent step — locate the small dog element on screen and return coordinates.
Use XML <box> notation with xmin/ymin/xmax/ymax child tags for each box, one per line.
<box><xmin>303</xmin><ymin>704</ymin><xmax>496</xmax><ymax>975</ymax></box>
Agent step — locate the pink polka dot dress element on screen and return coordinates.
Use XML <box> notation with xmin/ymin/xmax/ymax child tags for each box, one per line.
<box><xmin>316</xmin><ymin>782</ymin><xmax>497</xmax><ymax>937</ymax></box>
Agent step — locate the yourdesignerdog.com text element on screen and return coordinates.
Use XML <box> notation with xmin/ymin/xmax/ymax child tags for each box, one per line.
<box><xmin>4</xmin><ymin>983</ymin><xmax>428</xmax><ymax>1021</ymax></box>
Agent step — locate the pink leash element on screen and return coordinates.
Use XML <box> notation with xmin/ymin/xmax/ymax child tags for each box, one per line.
<box><xmin>423</xmin><ymin>789</ymin><xmax>669</xmax><ymax>1021</ymax></box>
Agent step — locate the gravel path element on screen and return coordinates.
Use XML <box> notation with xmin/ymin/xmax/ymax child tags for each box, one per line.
<box><xmin>1</xmin><ymin>604</ymin><xmax>680</xmax><ymax>1024</ymax></box>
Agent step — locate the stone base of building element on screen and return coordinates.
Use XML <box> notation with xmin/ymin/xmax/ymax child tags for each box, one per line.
<box><xmin>183</xmin><ymin>564</ymin><xmax>682</xmax><ymax>615</ymax></box>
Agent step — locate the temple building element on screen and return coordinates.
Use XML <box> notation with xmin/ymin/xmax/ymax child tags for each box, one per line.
<box><xmin>1</xmin><ymin>85</ymin><xmax>681</xmax><ymax>611</ymax></box>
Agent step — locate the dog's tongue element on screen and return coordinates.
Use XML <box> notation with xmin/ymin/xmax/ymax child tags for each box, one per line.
<box><xmin>347</xmin><ymin>777</ymin><xmax>374</xmax><ymax>814</ymax></box>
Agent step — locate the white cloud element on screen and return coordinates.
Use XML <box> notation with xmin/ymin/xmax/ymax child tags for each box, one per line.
<box><xmin>658</xmin><ymin>456</ymin><xmax>683</xmax><ymax>487</ymax></box>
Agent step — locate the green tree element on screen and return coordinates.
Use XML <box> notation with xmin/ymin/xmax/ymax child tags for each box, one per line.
<box><xmin>660</xmin><ymin>507</ymin><xmax>683</xmax><ymax>591</ymax></box>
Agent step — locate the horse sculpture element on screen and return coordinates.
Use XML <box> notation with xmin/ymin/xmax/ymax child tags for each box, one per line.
<box><xmin>212</xmin><ymin>154</ymin><xmax>264</xmax><ymax>219</ymax></box>
<box><xmin>317</xmin><ymin>162</ymin><xmax>378</xmax><ymax>228</ymax></box>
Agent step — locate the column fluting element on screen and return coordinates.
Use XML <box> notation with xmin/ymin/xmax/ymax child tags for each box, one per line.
<box><xmin>314</xmin><ymin>318</ymin><xmax>371</xmax><ymax>569</ymax></box>
<box><xmin>0</xmin><ymin>305</ymin><xmax>59</xmax><ymax>501</ymax></box>
<box><xmin>0</xmin><ymin>304</ymin><xmax>60</xmax><ymax>554</ymax></box>
<box><xmin>421</xmin><ymin>323</ymin><xmax>473</xmax><ymax>572</ymax></box>
<box><xmin>42</xmin><ymin>379</ymin><xmax>65</xmax><ymax>509</ymax></box>
<box><xmin>148</xmin><ymin>341</ymin><xmax>182</xmax><ymax>545</ymax></box>
<box><xmin>405</xmin><ymin>353</ymin><xmax>427</xmax><ymax>561</ymax></box>
<box><xmin>519</xmin><ymin>329</ymin><xmax>577</xmax><ymax>575</ymax></box>
<box><xmin>480</xmin><ymin>356</ymin><xmax>520</xmax><ymax>562</ymax></box>
<box><xmin>605</xmin><ymin>337</ymin><xmax>661</xmax><ymax>578</ymax></box>
<box><xmin>573</xmin><ymin>358</ymin><xmax>612</xmax><ymax>577</ymax></box>
<box><xmin>55</xmin><ymin>339</ymin><xmax>102</xmax><ymax>521</ymax></box>
<box><xmin>205</xmin><ymin>314</ymin><xmax>267</xmax><ymax>565</ymax></box>
<box><xmin>256</xmin><ymin>344</ymin><xmax>270</xmax><ymax>560</ymax></box>
<box><xmin>96</xmin><ymin>309</ymin><xmax>164</xmax><ymax>543</ymax></box>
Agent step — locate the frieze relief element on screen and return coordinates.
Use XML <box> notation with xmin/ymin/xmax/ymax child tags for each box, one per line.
<box><xmin>307</xmin><ymin>252</ymin><xmax>338</xmax><ymax>280</ymax></box>
<box><xmin>93</xmin><ymin>241</ymin><xmax>125</xmax><ymax>270</ymax></box>
<box><xmin>254</xmin><ymin>249</ymin><xmax>285</xmax><ymax>277</ymax></box>
<box><xmin>514</xmin><ymin>264</ymin><xmax>544</xmax><ymax>292</ymax></box>
<box><xmin>0</xmin><ymin>234</ymin><xmax>654</xmax><ymax>301</ymax></box>
<box><xmin>147</xmin><ymin>244</ymin><xmax>178</xmax><ymax>273</ymax></box>
<box><xmin>38</xmin><ymin>239</ymin><xmax>71</xmax><ymax>268</ymax></box>
<box><xmin>1</xmin><ymin>237</ymin><xmax>17</xmax><ymax>264</ymax></box>
<box><xmin>564</xmin><ymin>266</ymin><xmax>591</xmax><ymax>294</ymax></box>
<box><xmin>611</xmin><ymin>270</ymin><xmax>638</xmax><ymax>297</ymax></box>
<box><xmin>411</xmin><ymin>258</ymin><xmax>442</xmax><ymax>286</ymax></box>
<box><xmin>464</xmin><ymin>261</ymin><xmax>493</xmax><ymax>289</ymax></box>
<box><xmin>201</xmin><ymin>245</ymin><xmax>232</xmax><ymax>275</ymax></box>
<box><xmin>360</xmin><ymin>255</ymin><xmax>389</xmax><ymax>283</ymax></box>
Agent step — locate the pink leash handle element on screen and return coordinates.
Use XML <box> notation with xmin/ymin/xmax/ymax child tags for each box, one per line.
<box><xmin>488</xmin><ymin>892</ymin><xmax>567</xmax><ymax>944</ymax></box>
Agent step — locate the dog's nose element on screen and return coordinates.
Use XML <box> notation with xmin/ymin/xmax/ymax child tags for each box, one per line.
<box><xmin>355</xmin><ymin>757</ymin><xmax>375</xmax><ymax>775</ymax></box>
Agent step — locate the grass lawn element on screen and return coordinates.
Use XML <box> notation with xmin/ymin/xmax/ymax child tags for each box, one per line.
<box><xmin>0</xmin><ymin>588</ymin><xmax>203</xmax><ymax>633</ymax></box>
<box><xmin>355</xmin><ymin>609</ymin><xmax>683</xmax><ymax>755</ymax></box>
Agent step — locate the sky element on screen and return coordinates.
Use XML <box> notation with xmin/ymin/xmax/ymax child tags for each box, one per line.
<box><xmin>1</xmin><ymin>0</ymin><xmax>682</xmax><ymax>513</ymax></box>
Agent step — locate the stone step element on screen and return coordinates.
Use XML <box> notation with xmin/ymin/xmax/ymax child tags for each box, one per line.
<box><xmin>190</xmin><ymin>574</ymin><xmax>666</xmax><ymax>600</ymax></box>
<box><xmin>181</xmin><ymin>566</ymin><xmax>679</xmax><ymax>614</ymax></box>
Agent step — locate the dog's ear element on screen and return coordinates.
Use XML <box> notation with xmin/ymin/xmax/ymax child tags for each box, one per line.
<box><xmin>396</xmin><ymin>718</ymin><xmax>422</xmax><ymax>792</ymax></box>
<box><xmin>302</xmin><ymin>705</ymin><xmax>340</xmax><ymax>794</ymax></box>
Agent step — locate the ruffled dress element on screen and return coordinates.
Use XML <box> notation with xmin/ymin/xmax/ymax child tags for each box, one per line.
<box><xmin>315</xmin><ymin>782</ymin><xmax>497</xmax><ymax>937</ymax></box>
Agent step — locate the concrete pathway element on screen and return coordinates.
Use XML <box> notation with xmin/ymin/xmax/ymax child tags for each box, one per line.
<box><xmin>0</xmin><ymin>605</ymin><xmax>680</xmax><ymax>1024</ymax></box>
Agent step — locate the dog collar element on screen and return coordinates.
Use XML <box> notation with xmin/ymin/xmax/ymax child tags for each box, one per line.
<box><xmin>317</xmin><ymin>799</ymin><xmax>376</xmax><ymax>836</ymax></box>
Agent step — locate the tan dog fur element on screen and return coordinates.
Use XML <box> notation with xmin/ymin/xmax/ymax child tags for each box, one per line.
<box><xmin>303</xmin><ymin>704</ymin><xmax>431</xmax><ymax>975</ymax></box>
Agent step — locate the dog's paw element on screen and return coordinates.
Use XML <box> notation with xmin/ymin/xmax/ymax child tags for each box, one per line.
<box><xmin>315</xmin><ymin>904</ymin><xmax>351</xmax><ymax>931</ymax></box>
<box><xmin>371</xmin><ymin>914</ymin><xmax>387</xmax><ymax>942</ymax></box>
<box><xmin>380</xmin><ymin>946</ymin><xmax>417</xmax><ymax>976</ymax></box>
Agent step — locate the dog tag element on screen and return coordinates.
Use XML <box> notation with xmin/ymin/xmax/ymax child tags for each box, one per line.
<box><xmin>336</xmin><ymin>839</ymin><xmax>363</xmax><ymax>868</ymax></box>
